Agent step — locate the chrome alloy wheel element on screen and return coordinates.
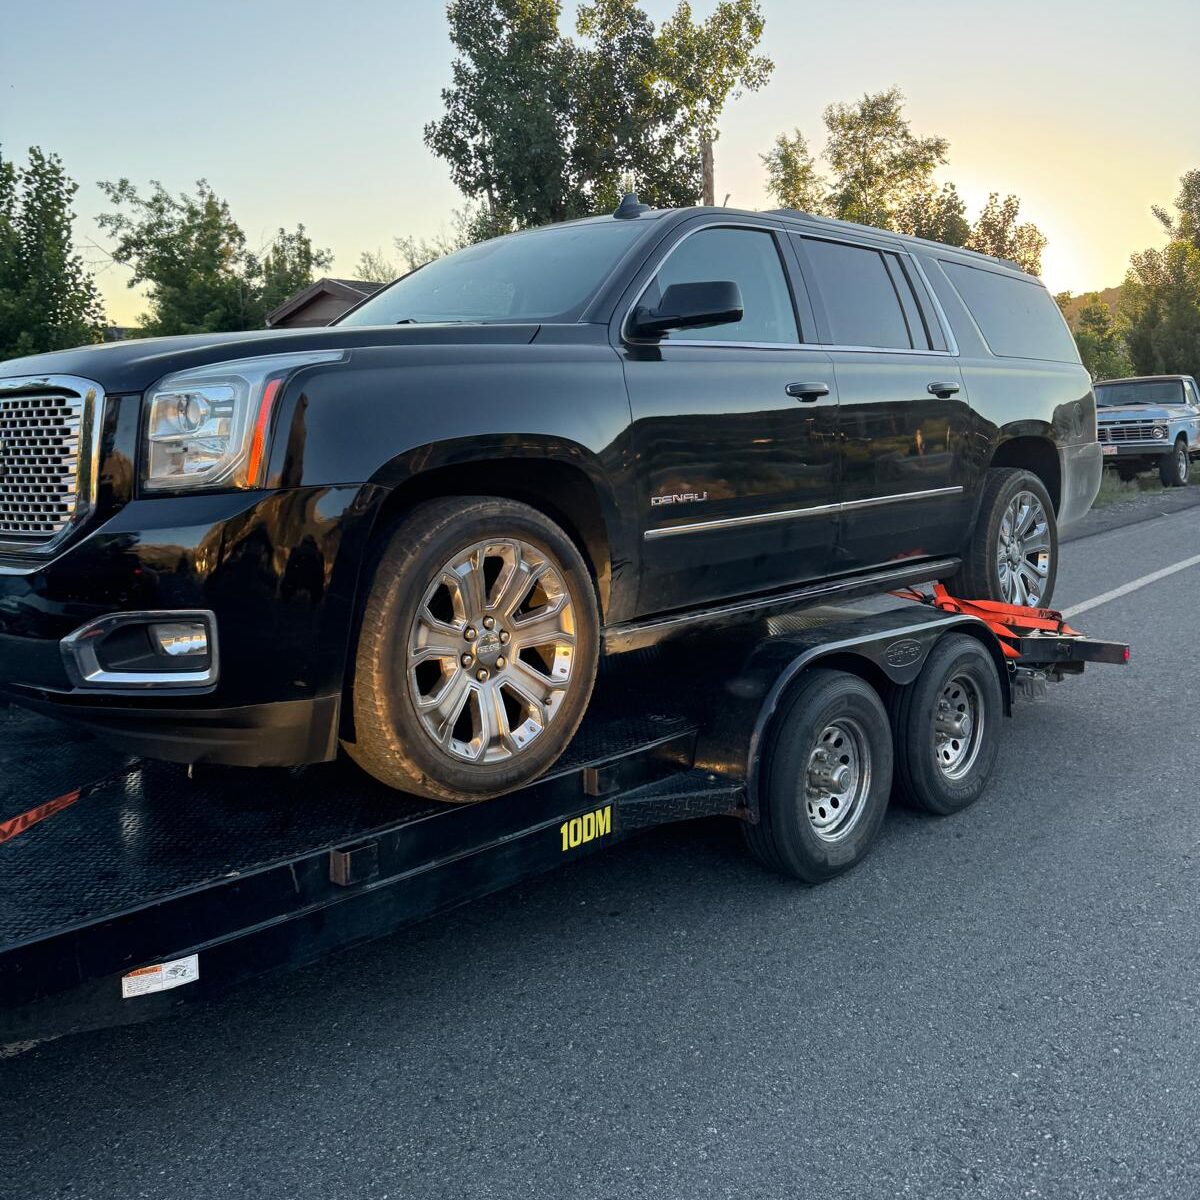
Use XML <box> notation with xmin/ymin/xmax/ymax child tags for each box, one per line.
<box><xmin>407</xmin><ymin>538</ymin><xmax>576</xmax><ymax>764</ymax></box>
<box><xmin>934</xmin><ymin>673</ymin><xmax>984</xmax><ymax>780</ymax></box>
<box><xmin>803</xmin><ymin>718</ymin><xmax>872</xmax><ymax>842</ymax></box>
<box><xmin>996</xmin><ymin>490</ymin><xmax>1051</xmax><ymax>606</ymax></box>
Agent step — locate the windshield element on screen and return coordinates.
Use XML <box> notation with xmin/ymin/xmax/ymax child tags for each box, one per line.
<box><xmin>338</xmin><ymin>220</ymin><xmax>649</xmax><ymax>326</ymax></box>
<box><xmin>1095</xmin><ymin>379</ymin><xmax>1184</xmax><ymax>407</ymax></box>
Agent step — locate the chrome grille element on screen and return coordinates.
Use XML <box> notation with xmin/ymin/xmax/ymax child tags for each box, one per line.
<box><xmin>0</xmin><ymin>387</ymin><xmax>85</xmax><ymax>544</ymax></box>
<box><xmin>1098</xmin><ymin>422</ymin><xmax>1159</xmax><ymax>443</ymax></box>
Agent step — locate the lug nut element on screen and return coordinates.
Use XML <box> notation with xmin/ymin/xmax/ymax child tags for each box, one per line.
<box><xmin>499</xmin><ymin>629</ymin><xmax>510</xmax><ymax>644</ymax></box>
<box><xmin>461</xmin><ymin>653</ymin><xmax>473</xmax><ymax>667</ymax></box>
<box><xmin>464</xmin><ymin>627</ymin><xmax>477</xmax><ymax>641</ymax></box>
<box><xmin>476</xmin><ymin>669</ymin><xmax>489</xmax><ymax>682</ymax></box>
<box><xmin>482</xmin><ymin>615</ymin><xmax>495</xmax><ymax>630</ymax></box>
<box><xmin>496</xmin><ymin>656</ymin><xmax>506</xmax><ymax>669</ymax></box>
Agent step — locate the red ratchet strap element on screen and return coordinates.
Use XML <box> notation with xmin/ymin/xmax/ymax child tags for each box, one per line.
<box><xmin>0</xmin><ymin>788</ymin><xmax>83</xmax><ymax>846</ymax></box>
<box><xmin>892</xmin><ymin>584</ymin><xmax>1079</xmax><ymax>660</ymax></box>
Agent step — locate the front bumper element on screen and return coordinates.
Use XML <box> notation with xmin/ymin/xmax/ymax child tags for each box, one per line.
<box><xmin>1058</xmin><ymin>441</ymin><xmax>1103</xmax><ymax>529</ymax></box>
<box><xmin>0</xmin><ymin>484</ymin><xmax>383</xmax><ymax>766</ymax></box>
<box><xmin>1099</xmin><ymin>442</ymin><xmax>1171</xmax><ymax>459</ymax></box>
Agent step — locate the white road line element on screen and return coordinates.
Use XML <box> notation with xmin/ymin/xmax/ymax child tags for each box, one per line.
<box><xmin>1062</xmin><ymin>552</ymin><xmax>1200</xmax><ymax>619</ymax></box>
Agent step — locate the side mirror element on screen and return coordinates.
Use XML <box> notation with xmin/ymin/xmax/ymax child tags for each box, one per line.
<box><xmin>630</xmin><ymin>280</ymin><xmax>743</xmax><ymax>339</ymax></box>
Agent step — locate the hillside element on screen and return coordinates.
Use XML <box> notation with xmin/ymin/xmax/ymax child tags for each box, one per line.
<box><xmin>1059</xmin><ymin>285</ymin><xmax>1123</xmax><ymax>323</ymax></box>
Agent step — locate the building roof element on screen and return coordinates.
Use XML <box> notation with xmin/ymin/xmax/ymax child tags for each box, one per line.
<box><xmin>265</xmin><ymin>277</ymin><xmax>385</xmax><ymax>328</ymax></box>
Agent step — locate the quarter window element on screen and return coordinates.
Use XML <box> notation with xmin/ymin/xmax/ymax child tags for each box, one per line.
<box><xmin>940</xmin><ymin>260</ymin><xmax>1079</xmax><ymax>363</ymax></box>
<box><xmin>797</xmin><ymin>237</ymin><xmax>926</xmax><ymax>350</ymax></box>
<box><xmin>640</xmin><ymin>227</ymin><xmax>799</xmax><ymax>344</ymax></box>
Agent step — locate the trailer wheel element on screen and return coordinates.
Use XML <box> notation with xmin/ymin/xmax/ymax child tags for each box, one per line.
<box><xmin>891</xmin><ymin>633</ymin><xmax>1002</xmax><ymax>815</ymax></box>
<box><xmin>744</xmin><ymin>669</ymin><xmax>893</xmax><ymax>884</ymax></box>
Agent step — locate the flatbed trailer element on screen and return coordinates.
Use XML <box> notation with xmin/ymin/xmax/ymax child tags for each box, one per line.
<box><xmin>0</xmin><ymin>598</ymin><xmax>1127</xmax><ymax>1047</ymax></box>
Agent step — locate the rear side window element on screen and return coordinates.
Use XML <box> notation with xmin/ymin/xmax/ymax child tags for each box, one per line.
<box><xmin>643</xmin><ymin>227</ymin><xmax>799</xmax><ymax>344</ymax></box>
<box><xmin>796</xmin><ymin>237</ymin><xmax>931</xmax><ymax>350</ymax></box>
<box><xmin>941</xmin><ymin>261</ymin><xmax>1079</xmax><ymax>362</ymax></box>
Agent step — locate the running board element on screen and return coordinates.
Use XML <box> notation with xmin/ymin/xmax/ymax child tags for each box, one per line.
<box><xmin>603</xmin><ymin>558</ymin><xmax>963</xmax><ymax>653</ymax></box>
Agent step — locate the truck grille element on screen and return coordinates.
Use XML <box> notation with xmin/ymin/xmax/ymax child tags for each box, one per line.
<box><xmin>0</xmin><ymin>386</ymin><xmax>88</xmax><ymax>546</ymax></box>
<box><xmin>1098</xmin><ymin>422</ymin><xmax>1159</xmax><ymax>443</ymax></box>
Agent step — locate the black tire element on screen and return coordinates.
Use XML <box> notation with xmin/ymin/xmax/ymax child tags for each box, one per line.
<box><xmin>890</xmin><ymin>633</ymin><xmax>1003</xmax><ymax>815</ymax></box>
<box><xmin>943</xmin><ymin>468</ymin><xmax>1058</xmax><ymax>608</ymax></box>
<box><xmin>345</xmin><ymin>497</ymin><xmax>600</xmax><ymax>802</ymax></box>
<box><xmin>743</xmin><ymin>669</ymin><xmax>893</xmax><ymax>884</ymax></box>
<box><xmin>1159</xmin><ymin>439</ymin><xmax>1189</xmax><ymax>487</ymax></box>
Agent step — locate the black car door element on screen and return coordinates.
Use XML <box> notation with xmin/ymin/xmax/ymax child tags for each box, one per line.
<box><xmin>792</xmin><ymin>233</ymin><xmax>973</xmax><ymax>575</ymax></box>
<box><xmin>617</xmin><ymin>220</ymin><xmax>839</xmax><ymax>615</ymax></box>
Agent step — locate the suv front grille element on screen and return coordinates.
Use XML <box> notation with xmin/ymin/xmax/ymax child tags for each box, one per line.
<box><xmin>0</xmin><ymin>386</ymin><xmax>88</xmax><ymax>546</ymax></box>
<box><xmin>1098</xmin><ymin>422</ymin><xmax>1159</xmax><ymax>443</ymax></box>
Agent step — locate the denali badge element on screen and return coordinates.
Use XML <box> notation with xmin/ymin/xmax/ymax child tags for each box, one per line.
<box><xmin>651</xmin><ymin>491</ymin><xmax>708</xmax><ymax>506</ymax></box>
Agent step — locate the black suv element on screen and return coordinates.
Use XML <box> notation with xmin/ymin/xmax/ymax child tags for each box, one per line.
<box><xmin>0</xmin><ymin>203</ymin><xmax>1100</xmax><ymax>800</ymax></box>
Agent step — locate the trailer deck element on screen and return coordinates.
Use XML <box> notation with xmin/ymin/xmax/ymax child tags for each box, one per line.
<box><xmin>0</xmin><ymin>599</ymin><xmax>1128</xmax><ymax>1046</ymax></box>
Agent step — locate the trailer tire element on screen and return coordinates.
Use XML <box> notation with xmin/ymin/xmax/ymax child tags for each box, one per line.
<box><xmin>744</xmin><ymin>669</ymin><xmax>893</xmax><ymax>884</ymax></box>
<box><xmin>891</xmin><ymin>633</ymin><xmax>1002</xmax><ymax>815</ymax></box>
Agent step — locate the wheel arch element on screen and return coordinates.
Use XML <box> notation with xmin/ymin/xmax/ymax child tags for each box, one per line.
<box><xmin>988</xmin><ymin>432</ymin><xmax>1062</xmax><ymax>514</ymax></box>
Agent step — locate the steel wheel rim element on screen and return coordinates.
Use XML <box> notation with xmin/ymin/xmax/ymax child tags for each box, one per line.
<box><xmin>406</xmin><ymin>537</ymin><xmax>576</xmax><ymax>764</ymax></box>
<box><xmin>996</xmin><ymin>490</ymin><xmax>1051</xmax><ymax>606</ymax></box>
<box><xmin>1177</xmin><ymin>445</ymin><xmax>1188</xmax><ymax>482</ymax></box>
<box><xmin>934</xmin><ymin>673</ymin><xmax>984</xmax><ymax>780</ymax></box>
<box><xmin>803</xmin><ymin>717</ymin><xmax>871</xmax><ymax>842</ymax></box>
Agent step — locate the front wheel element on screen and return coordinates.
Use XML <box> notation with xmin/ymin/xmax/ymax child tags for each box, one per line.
<box><xmin>943</xmin><ymin>468</ymin><xmax>1058</xmax><ymax>608</ymax></box>
<box><xmin>345</xmin><ymin>497</ymin><xmax>600</xmax><ymax>802</ymax></box>
<box><xmin>1159</xmin><ymin>440</ymin><xmax>1189</xmax><ymax>487</ymax></box>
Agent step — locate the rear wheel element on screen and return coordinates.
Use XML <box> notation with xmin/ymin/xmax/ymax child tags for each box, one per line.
<box><xmin>346</xmin><ymin>497</ymin><xmax>599</xmax><ymax>802</ymax></box>
<box><xmin>890</xmin><ymin>633</ymin><xmax>1003</xmax><ymax>815</ymax></box>
<box><xmin>743</xmin><ymin>670</ymin><xmax>893</xmax><ymax>884</ymax></box>
<box><xmin>943</xmin><ymin>468</ymin><xmax>1057</xmax><ymax>608</ymax></box>
<box><xmin>1159</xmin><ymin>439</ymin><xmax>1189</xmax><ymax>487</ymax></box>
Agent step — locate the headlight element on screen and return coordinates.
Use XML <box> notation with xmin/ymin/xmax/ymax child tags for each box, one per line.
<box><xmin>144</xmin><ymin>351</ymin><xmax>343</xmax><ymax>491</ymax></box>
<box><xmin>1153</xmin><ymin>425</ymin><xmax>1168</xmax><ymax>439</ymax></box>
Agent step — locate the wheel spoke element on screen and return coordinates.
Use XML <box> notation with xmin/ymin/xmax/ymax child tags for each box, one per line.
<box><xmin>499</xmin><ymin>560</ymin><xmax>551</xmax><ymax>619</ymax></box>
<box><xmin>424</xmin><ymin>666</ymin><xmax>471</xmax><ymax>730</ymax></box>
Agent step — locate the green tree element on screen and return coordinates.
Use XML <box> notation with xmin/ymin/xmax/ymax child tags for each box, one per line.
<box><xmin>821</xmin><ymin>87</ymin><xmax>949</xmax><ymax>228</ymax></box>
<box><xmin>1152</xmin><ymin>168</ymin><xmax>1200</xmax><ymax>250</ymax></box>
<box><xmin>965</xmin><ymin>192</ymin><xmax>1047</xmax><ymax>275</ymax></box>
<box><xmin>424</xmin><ymin>0</ymin><xmax>772</xmax><ymax>226</ymax></box>
<box><xmin>896</xmin><ymin>181</ymin><xmax>970</xmax><ymax>246</ymax></box>
<box><xmin>1121</xmin><ymin>239</ymin><xmax>1200</xmax><ymax>380</ymax></box>
<box><xmin>1058</xmin><ymin>291</ymin><xmax>1133</xmax><ymax>381</ymax></box>
<box><xmin>759</xmin><ymin>128</ymin><xmax>825</xmax><ymax>212</ymax></box>
<box><xmin>0</xmin><ymin>146</ymin><xmax>105</xmax><ymax>359</ymax></box>
<box><xmin>96</xmin><ymin>178</ymin><xmax>331</xmax><ymax>335</ymax></box>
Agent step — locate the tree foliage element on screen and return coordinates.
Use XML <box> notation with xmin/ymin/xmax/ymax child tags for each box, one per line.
<box><xmin>1152</xmin><ymin>168</ymin><xmax>1200</xmax><ymax>250</ymax></box>
<box><xmin>96</xmin><ymin>178</ymin><xmax>331</xmax><ymax>335</ymax></box>
<box><xmin>761</xmin><ymin>90</ymin><xmax>1048</xmax><ymax>275</ymax></box>
<box><xmin>355</xmin><ymin>203</ymin><xmax>506</xmax><ymax>281</ymax></box>
<box><xmin>759</xmin><ymin>129</ymin><xmax>825</xmax><ymax>212</ymax></box>
<box><xmin>1057</xmin><ymin>291</ymin><xmax>1134</xmax><ymax>381</ymax></box>
<box><xmin>821</xmin><ymin>87</ymin><xmax>949</xmax><ymax>229</ymax></box>
<box><xmin>425</xmin><ymin>0</ymin><xmax>772</xmax><ymax>225</ymax></box>
<box><xmin>0</xmin><ymin>146</ymin><xmax>105</xmax><ymax>359</ymax></box>
<box><xmin>1121</xmin><ymin>240</ymin><xmax>1200</xmax><ymax>380</ymax></box>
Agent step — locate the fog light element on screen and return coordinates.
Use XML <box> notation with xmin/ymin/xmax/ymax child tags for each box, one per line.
<box><xmin>151</xmin><ymin>622</ymin><xmax>209</xmax><ymax>658</ymax></box>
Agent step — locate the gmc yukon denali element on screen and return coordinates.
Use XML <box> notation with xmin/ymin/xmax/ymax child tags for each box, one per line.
<box><xmin>0</xmin><ymin>201</ymin><xmax>1101</xmax><ymax>801</ymax></box>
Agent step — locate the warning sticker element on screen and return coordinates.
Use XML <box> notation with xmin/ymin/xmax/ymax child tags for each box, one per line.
<box><xmin>121</xmin><ymin>954</ymin><xmax>200</xmax><ymax>1000</ymax></box>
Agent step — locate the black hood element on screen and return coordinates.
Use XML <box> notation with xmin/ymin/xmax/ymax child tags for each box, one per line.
<box><xmin>0</xmin><ymin>323</ymin><xmax>541</xmax><ymax>394</ymax></box>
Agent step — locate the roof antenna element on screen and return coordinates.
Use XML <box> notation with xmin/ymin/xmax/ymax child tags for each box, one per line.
<box><xmin>614</xmin><ymin>192</ymin><xmax>650</xmax><ymax>219</ymax></box>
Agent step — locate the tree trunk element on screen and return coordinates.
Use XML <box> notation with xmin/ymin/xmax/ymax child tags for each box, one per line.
<box><xmin>701</xmin><ymin>137</ymin><xmax>715</xmax><ymax>207</ymax></box>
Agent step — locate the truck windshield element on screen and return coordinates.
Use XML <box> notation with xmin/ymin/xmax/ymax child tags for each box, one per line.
<box><xmin>1095</xmin><ymin>380</ymin><xmax>1184</xmax><ymax>406</ymax></box>
<box><xmin>337</xmin><ymin>220</ymin><xmax>648</xmax><ymax>326</ymax></box>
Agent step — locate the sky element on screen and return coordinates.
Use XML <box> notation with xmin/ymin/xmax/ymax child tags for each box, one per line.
<box><xmin>2</xmin><ymin>0</ymin><xmax>1197</xmax><ymax>325</ymax></box>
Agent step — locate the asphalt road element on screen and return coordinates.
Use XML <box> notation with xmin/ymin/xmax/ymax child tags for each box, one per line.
<box><xmin>4</xmin><ymin>506</ymin><xmax>1200</xmax><ymax>1200</ymax></box>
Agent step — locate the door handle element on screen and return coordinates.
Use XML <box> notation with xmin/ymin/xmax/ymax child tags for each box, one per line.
<box><xmin>927</xmin><ymin>381</ymin><xmax>960</xmax><ymax>398</ymax></box>
<box><xmin>785</xmin><ymin>382</ymin><xmax>831</xmax><ymax>402</ymax></box>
